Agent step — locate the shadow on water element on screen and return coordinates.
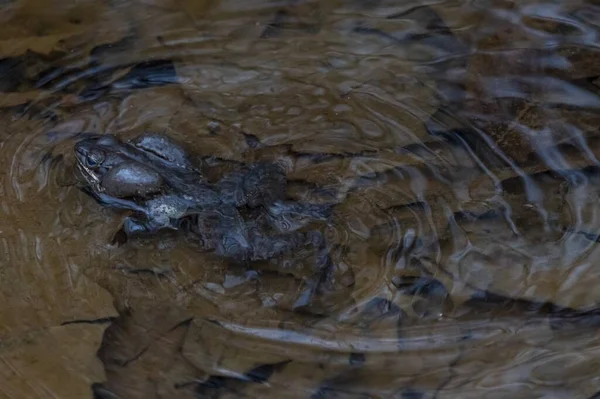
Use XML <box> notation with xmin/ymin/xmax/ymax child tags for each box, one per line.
<box><xmin>0</xmin><ymin>0</ymin><xmax>600</xmax><ymax>397</ymax></box>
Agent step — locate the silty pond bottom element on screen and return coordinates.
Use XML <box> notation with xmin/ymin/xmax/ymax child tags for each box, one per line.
<box><xmin>1</xmin><ymin>0</ymin><xmax>600</xmax><ymax>398</ymax></box>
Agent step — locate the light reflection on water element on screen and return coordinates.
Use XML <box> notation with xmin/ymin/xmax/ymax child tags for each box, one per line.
<box><xmin>0</xmin><ymin>0</ymin><xmax>599</xmax><ymax>397</ymax></box>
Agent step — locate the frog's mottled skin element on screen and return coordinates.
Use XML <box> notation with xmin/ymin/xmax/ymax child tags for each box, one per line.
<box><xmin>74</xmin><ymin>133</ymin><xmax>331</xmax><ymax>264</ymax></box>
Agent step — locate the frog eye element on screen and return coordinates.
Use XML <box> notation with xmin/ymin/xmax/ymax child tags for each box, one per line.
<box><xmin>85</xmin><ymin>149</ymin><xmax>105</xmax><ymax>168</ymax></box>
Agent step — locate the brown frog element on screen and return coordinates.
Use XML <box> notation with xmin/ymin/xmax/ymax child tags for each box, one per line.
<box><xmin>74</xmin><ymin>132</ymin><xmax>333</xmax><ymax>264</ymax></box>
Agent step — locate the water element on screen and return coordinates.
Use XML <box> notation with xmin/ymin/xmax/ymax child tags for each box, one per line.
<box><xmin>0</xmin><ymin>0</ymin><xmax>600</xmax><ymax>397</ymax></box>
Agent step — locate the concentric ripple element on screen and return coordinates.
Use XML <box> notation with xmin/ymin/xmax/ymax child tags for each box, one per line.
<box><xmin>1</xmin><ymin>0</ymin><xmax>600</xmax><ymax>398</ymax></box>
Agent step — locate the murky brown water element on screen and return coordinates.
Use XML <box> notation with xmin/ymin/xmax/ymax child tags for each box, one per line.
<box><xmin>1</xmin><ymin>0</ymin><xmax>600</xmax><ymax>397</ymax></box>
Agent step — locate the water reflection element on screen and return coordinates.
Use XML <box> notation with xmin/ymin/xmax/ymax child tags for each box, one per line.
<box><xmin>1</xmin><ymin>0</ymin><xmax>600</xmax><ymax>397</ymax></box>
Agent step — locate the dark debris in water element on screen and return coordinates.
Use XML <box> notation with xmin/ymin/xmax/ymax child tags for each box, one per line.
<box><xmin>464</xmin><ymin>290</ymin><xmax>600</xmax><ymax>330</ymax></box>
<box><xmin>110</xmin><ymin>60</ymin><xmax>178</xmax><ymax>90</ymax></box>
<box><xmin>0</xmin><ymin>51</ymin><xmax>60</xmax><ymax>92</ymax></box>
<box><xmin>195</xmin><ymin>361</ymin><xmax>292</xmax><ymax>397</ymax></box>
<box><xmin>0</xmin><ymin>40</ymin><xmax>178</xmax><ymax>109</ymax></box>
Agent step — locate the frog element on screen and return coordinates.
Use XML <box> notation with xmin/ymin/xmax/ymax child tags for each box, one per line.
<box><xmin>73</xmin><ymin>132</ymin><xmax>333</xmax><ymax>264</ymax></box>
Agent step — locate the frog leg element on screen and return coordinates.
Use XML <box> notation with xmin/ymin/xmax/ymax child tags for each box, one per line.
<box><xmin>242</xmin><ymin>163</ymin><xmax>287</xmax><ymax>208</ymax></box>
<box><xmin>213</xmin><ymin>162</ymin><xmax>286</xmax><ymax>208</ymax></box>
<box><xmin>248</xmin><ymin>227</ymin><xmax>333</xmax><ymax>311</ymax></box>
<box><xmin>292</xmin><ymin>252</ymin><xmax>334</xmax><ymax>311</ymax></box>
<box><xmin>121</xmin><ymin>217</ymin><xmax>151</xmax><ymax>236</ymax></box>
<box><xmin>246</xmin><ymin>230</ymin><xmax>302</xmax><ymax>261</ymax></box>
<box><xmin>281</xmin><ymin>230</ymin><xmax>338</xmax><ymax>312</ymax></box>
<box><xmin>190</xmin><ymin>207</ymin><xmax>254</xmax><ymax>262</ymax></box>
<box><xmin>245</xmin><ymin>224</ymin><xmax>327</xmax><ymax>262</ymax></box>
<box><xmin>81</xmin><ymin>186</ymin><xmax>149</xmax><ymax>214</ymax></box>
<box><xmin>120</xmin><ymin>215</ymin><xmax>181</xmax><ymax>236</ymax></box>
<box><xmin>213</xmin><ymin>171</ymin><xmax>248</xmax><ymax>207</ymax></box>
<box><xmin>195</xmin><ymin>210</ymin><xmax>313</xmax><ymax>263</ymax></box>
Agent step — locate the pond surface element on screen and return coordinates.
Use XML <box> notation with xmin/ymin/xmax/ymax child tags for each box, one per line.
<box><xmin>1</xmin><ymin>0</ymin><xmax>600</xmax><ymax>398</ymax></box>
